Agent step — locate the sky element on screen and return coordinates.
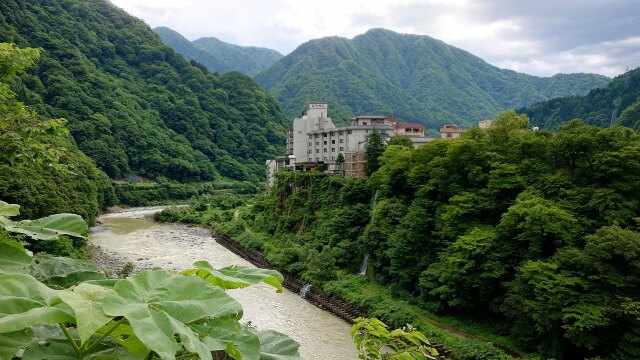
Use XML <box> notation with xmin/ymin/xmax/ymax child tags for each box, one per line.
<box><xmin>110</xmin><ymin>0</ymin><xmax>640</xmax><ymax>78</ymax></box>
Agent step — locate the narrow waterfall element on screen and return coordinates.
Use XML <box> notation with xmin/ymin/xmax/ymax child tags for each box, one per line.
<box><xmin>299</xmin><ymin>283</ymin><xmax>312</xmax><ymax>298</ymax></box>
<box><xmin>358</xmin><ymin>253</ymin><xmax>369</xmax><ymax>275</ymax></box>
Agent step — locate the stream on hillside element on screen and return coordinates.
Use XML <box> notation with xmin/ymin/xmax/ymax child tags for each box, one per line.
<box><xmin>89</xmin><ymin>208</ymin><xmax>359</xmax><ymax>360</ymax></box>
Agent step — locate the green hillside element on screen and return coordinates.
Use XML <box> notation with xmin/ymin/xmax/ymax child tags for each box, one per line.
<box><xmin>255</xmin><ymin>28</ymin><xmax>610</xmax><ymax>127</ymax></box>
<box><xmin>0</xmin><ymin>0</ymin><xmax>289</xmax><ymax>182</ymax></box>
<box><xmin>153</xmin><ymin>26</ymin><xmax>228</xmax><ymax>73</ymax></box>
<box><xmin>192</xmin><ymin>37</ymin><xmax>283</xmax><ymax>76</ymax></box>
<box><xmin>520</xmin><ymin>67</ymin><xmax>640</xmax><ymax>130</ymax></box>
<box><xmin>155</xmin><ymin>27</ymin><xmax>283</xmax><ymax>76</ymax></box>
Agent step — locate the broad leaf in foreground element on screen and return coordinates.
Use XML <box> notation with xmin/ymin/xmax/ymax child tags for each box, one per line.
<box><xmin>0</xmin><ymin>239</ymin><xmax>32</xmax><ymax>275</ymax></box>
<box><xmin>22</xmin><ymin>338</ymin><xmax>140</xmax><ymax>360</ymax></box>
<box><xmin>4</xmin><ymin>213</ymin><xmax>88</xmax><ymax>240</ymax></box>
<box><xmin>0</xmin><ymin>329</ymin><xmax>33</xmax><ymax>359</ymax></box>
<box><xmin>0</xmin><ymin>200</ymin><xmax>20</xmax><ymax>217</ymax></box>
<box><xmin>59</xmin><ymin>283</ymin><xmax>113</xmax><ymax>344</ymax></box>
<box><xmin>195</xmin><ymin>317</ymin><xmax>261</xmax><ymax>360</ymax></box>
<box><xmin>183</xmin><ymin>261</ymin><xmax>284</xmax><ymax>292</ymax></box>
<box><xmin>0</xmin><ymin>274</ymin><xmax>74</xmax><ymax>333</ymax></box>
<box><xmin>257</xmin><ymin>330</ymin><xmax>303</xmax><ymax>360</ymax></box>
<box><xmin>96</xmin><ymin>322</ymin><xmax>149</xmax><ymax>358</ymax></box>
<box><xmin>30</xmin><ymin>256</ymin><xmax>106</xmax><ymax>288</ymax></box>
<box><xmin>102</xmin><ymin>269</ymin><xmax>243</xmax><ymax>360</ymax></box>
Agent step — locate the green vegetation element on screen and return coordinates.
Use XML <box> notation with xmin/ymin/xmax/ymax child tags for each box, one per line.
<box><xmin>159</xmin><ymin>111</ymin><xmax>640</xmax><ymax>359</ymax></box>
<box><xmin>0</xmin><ymin>42</ymin><xmax>113</xmax><ymax>224</ymax></box>
<box><xmin>0</xmin><ymin>0</ymin><xmax>289</xmax><ymax>182</ymax></box>
<box><xmin>351</xmin><ymin>317</ymin><xmax>439</xmax><ymax>359</ymax></box>
<box><xmin>365</xmin><ymin>130</ymin><xmax>385</xmax><ymax>177</ymax></box>
<box><xmin>255</xmin><ymin>28</ymin><xmax>609</xmax><ymax>127</ymax></box>
<box><xmin>521</xmin><ymin>67</ymin><xmax>640</xmax><ymax>130</ymax></box>
<box><xmin>114</xmin><ymin>181</ymin><xmax>258</xmax><ymax>207</ymax></box>
<box><xmin>154</xmin><ymin>27</ymin><xmax>283</xmax><ymax>77</ymax></box>
<box><xmin>0</xmin><ymin>201</ymin><xmax>302</xmax><ymax>360</ymax></box>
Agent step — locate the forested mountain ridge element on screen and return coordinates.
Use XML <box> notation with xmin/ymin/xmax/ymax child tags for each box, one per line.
<box><xmin>255</xmin><ymin>28</ymin><xmax>610</xmax><ymax>127</ymax></box>
<box><xmin>155</xmin><ymin>26</ymin><xmax>283</xmax><ymax>76</ymax></box>
<box><xmin>520</xmin><ymin>67</ymin><xmax>640</xmax><ymax>130</ymax></box>
<box><xmin>0</xmin><ymin>0</ymin><xmax>289</xmax><ymax>182</ymax></box>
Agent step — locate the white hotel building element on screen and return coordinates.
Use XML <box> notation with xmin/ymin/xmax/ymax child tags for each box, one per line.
<box><xmin>267</xmin><ymin>102</ymin><xmax>431</xmax><ymax>185</ymax></box>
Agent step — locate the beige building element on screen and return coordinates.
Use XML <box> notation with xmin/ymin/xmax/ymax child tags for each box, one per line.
<box><xmin>268</xmin><ymin>102</ymin><xmax>433</xmax><ymax>183</ymax></box>
<box><xmin>440</xmin><ymin>124</ymin><xmax>468</xmax><ymax>139</ymax></box>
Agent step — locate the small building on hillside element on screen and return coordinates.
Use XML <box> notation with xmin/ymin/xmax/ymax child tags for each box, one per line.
<box><xmin>440</xmin><ymin>124</ymin><xmax>468</xmax><ymax>139</ymax></box>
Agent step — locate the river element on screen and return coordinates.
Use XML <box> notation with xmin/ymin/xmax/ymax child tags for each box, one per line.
<box><xmin>89</xmin><ymin>208</ymin><xmax>359</xmax><ymax>360</ymax></box>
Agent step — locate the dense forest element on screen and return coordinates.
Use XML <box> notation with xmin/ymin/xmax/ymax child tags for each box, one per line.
<box><xmin>161</xmin><ymin>112</ymin><xmax>640</xmax><ymax>359</ymax></box>
<box><xmin>0</xmin><ymin>0</ymin><xmax>289</xmax><ymax>182</ymax></box>
<box><xmin>154</xmin><ymin>27</ymin><xmax>283</xmax><ymax>77</ymax></box>
<box><xmin>0</xmin><ymin>43</ymin><xmax>113</xmax><ymax>225</ymax></box>
<box><xmin>255</xmin><ymin>28</ymin><xmax>610</xmax><ymax>127</ymax></box>
<box><xmin>521</xmin><ymin>67</ymin><xmax>640</xmax><ymax>130</ymax></box>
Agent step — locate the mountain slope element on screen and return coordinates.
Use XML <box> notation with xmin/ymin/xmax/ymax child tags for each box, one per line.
<box><xmin>520</xmin><ymin>67</ymin><xmax>640</xmax><ymax>130</ymax></box>
<box><xmin>255</xmin><ymin>28</ymin><xmax>610</xmax><ymax>127</ymax></box>
<box><xmin>153</xmin><ymin>26</ymin><xmax>228</xmax><ymax>72</ymax></box>
<box><xmin>193</xmin><ymin>37</ymin><xmax>283</xmax><ymax>76</ymax></box>
<box><xmin>154</xmin><ymin>27</ymin><xmax>283</xmax><ymax>76</ymax></box>
<box><xmin>0</xmin><ymin>0</ymin><xmax>289</xmax><ymax>182</ymax></box>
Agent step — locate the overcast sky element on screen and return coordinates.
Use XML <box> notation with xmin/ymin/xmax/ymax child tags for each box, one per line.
<box><xmin>110</xmin><ymin>0</ymin><xmax>640</xmax><ymax>78</ymax></box>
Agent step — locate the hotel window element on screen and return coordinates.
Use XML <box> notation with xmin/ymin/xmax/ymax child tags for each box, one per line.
<box><xmin>340</xmin><ymin>147</ymin><xmax>344</xmax><ymax>151</ymax></box>
<box><xmin>348</xmin><ymin>130</ymin><xmax>352</xmax><ymax>134</ymax></box>
<box><xmin>340</xmin><ymin>139</ymin><xmax>344</xmax><ymax>143</ymax></box>
<box><xmin>332</xmin><ymin>140</ymin><xmax>335</xmax><ymax>144</ymax></box>
<box><xmin>324</xmin><ymin>141</ymin><xmax>327</xmax><ymax>145</ymax></box>
<box><xmin>316</xmin><ymin>149</ymin><xmax>320</xmax><ymax>153</ymax></box>
<box><xmin>324</xmin><ymin>148</ymin><xmax>327</xmax><ymax>152</ymax></box>
<box><xmin>331</xmin><ymin>148</ymin><xmax>335</xmax><ymax>152</ymax></box>
<box><xmin>308</xmin><ymin>150</ymin><xmax>312</xmax><ymax>153</ymax></box>
<box><xmin>316</xmin><ymin>142</ymin><xmax>319</xmax><ymax>145</ymax></box>
<box><xmin>309</xmin><ymin>142</ymin><xmax>312</xmax><ymax>146</ymax></box>
<box><xmin>339</xmin><ymin>131</ymin><xmax>343</xmax><ymax>135</ymax></box>
<box><xmin>323</xmin><ymin>133</ymin><xmax>327</xmax><ymax>137</ymax></box>
<box><xmin>308</xmin><ymin>135</ymin><xmax>312</xmax><ymax>139</ymax></box>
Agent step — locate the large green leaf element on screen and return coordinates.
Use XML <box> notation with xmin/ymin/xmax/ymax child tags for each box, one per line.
<box><xmin>195</xmin><ymin>318</ymin><xmax>261</xmax><ymax>360</ymax></box>
<box><xmin>0</xmin><ymin>200</ymin><xmax>20</xmax><ymax>217</ymax></box>
<box><xmin>96</xmin><ymin>322</ymin><xmax>149</xmax><ymax>358</ymax></box>
<box><xmin>4</xmin><ymin>213</ymin><xmax>88</xmax><ymax>240</ymax></box>
<box><xmin>22</xmin><ymin>338</ymin><xmax>141</xmax><ymax>360</ymax></box>
<box><xmin>182</xmin><ymin>261</ymin><xmax>284</xmax><ymax>292</ymax></box>
<box><xmin>0</xmin><ymin>329</ymin><xmax>33</xmax><ymax>359</ymax></box>
<box><xmin>59</xmin><ymin>283</ymin><xmax>113</xmax><ymax>344</ymax></box>
<box><xmin>0</xmin><ymin>274</ymin><xmax>74</xmax><ymax>333</ymax></box>
<box><xmin>0</xmin><ymin>239</ymin><xmax>32</xmax><ymax>275</ymax></box>
<box><xmin>102</xmin><ymin>269</ymin><xmax>243</xmax><ymax>360</ymax></box>
<box><xmin>30</xmin><ymin>256</ymin><xmax>106</xmax><ymax>288</ymax></box>
<box><xmin>257</xmin><ymin>330</ymin><xmax>303</xmax><ymax>360</ymax></box>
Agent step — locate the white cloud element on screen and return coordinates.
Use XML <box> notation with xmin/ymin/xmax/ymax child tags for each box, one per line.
<box><xmin>108</xmin><ymin>0</ymin><xmax>640</xmax><ymax>77</ymax></box>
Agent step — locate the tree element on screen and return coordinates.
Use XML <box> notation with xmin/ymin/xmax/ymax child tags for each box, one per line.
<box><xmin>364</xmin><ymin>129</ymin><xmax>385</xmax><ymax>177</ymax></box>
<box><xmin>387</xmin><ymin>135</ymin><xmax>414</xmax><ymax>148</ymax></box>
<box><xmin>0</xmin><ymin>43</ymin><xmax>68</xmax><ymax>168</ymax></box>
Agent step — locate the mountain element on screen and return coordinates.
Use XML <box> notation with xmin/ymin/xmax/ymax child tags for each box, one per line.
<box><xmin>154</xmin><ymin>27</ymin><xmax>283</xmax><ymax>76</ymax></box>
<box><xmin>255</xmin><ymin>28</ymin><xmax>610</xmax><ymax>128</ymax></box>
<box><xmin>520</xmin><ymin>67</ymin><xmax>640</xmax><ymax>130</ymax></box>
<box><xmin>0</xmin><ymin>0</ymin><xmax>289</xmax><ymax>182</ymax></box>
<box><xmin>153</xmin><ymin>26</ymin><xmax>227</xmax><ymax>72</ymax></box>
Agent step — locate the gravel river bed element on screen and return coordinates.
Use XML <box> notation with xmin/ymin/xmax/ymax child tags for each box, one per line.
<box><xmin>89</xmin><ymin>207</ymin><xmax>358</xmax><ymax>360</ymax></box>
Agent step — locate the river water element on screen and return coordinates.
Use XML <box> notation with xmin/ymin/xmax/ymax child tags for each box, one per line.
<box><xmin>89</xmin><ymin>208</ymin><xmax>358</xmax><ymax>360</ymax></box>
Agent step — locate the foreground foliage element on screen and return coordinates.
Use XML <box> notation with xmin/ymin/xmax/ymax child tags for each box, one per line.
<box><xmin>351</xmin><ymin>317</ymin><xmax>438</xmax><ymax>360</ymax></box>
<box><xmin>0</xmin><ymin>202</ymin><xmax>302</xmax><ymax>360</ymax></box>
